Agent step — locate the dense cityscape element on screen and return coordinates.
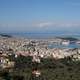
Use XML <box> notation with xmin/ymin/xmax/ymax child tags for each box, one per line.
<box><xmin>0</xmin><ymin>35</ymin><xmax>80</xmax><ymax>80</ymax></box>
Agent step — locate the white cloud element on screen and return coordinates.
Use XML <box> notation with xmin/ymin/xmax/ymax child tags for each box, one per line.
<box><xmin>35</xmin><ymin>22</ymin><xmax>53</xmax><ymax>28</ymax></box>
<box><xmin>33</xmin><ymin>21</ymin><xmax>80</xmax><ymax>28</ymax></box>
<box><xmin>0</xmin><ymin>21</ymin><xmax>80</xmax><ymax>32</ymax></box>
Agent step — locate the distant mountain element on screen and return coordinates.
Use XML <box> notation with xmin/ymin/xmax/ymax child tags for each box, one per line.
<box><xmin>57</xmin><ymin>37</ymin><xmax>78</xmax><ymax>41</ymax></box>
<box><xmin>0</xmin><ymin>34</ymin><xmax>12</xmax><ymax>38</ymax></box>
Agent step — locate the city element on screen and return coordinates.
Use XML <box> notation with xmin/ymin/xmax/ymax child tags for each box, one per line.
<box><xmin>0</xmin><ymin>35</ymin><xmax>80</xmax><ymax>79</ymax></box>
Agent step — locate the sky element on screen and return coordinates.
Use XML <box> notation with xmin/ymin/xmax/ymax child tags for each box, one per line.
<box><xmin>0</xmin><ymin>0</ymin><xmax>80</xmax><ymax>34</ymax></box>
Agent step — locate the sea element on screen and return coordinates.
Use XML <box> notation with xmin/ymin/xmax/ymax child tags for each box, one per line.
<box><xmin>4</xmin><ymin>32</ymin><xmax>80</xmax><ymax>49</ymax></box>
<box><xmin>9</xmin><ymin>32</ymin><xmax>80</xmax><ymax>39</ymax></box>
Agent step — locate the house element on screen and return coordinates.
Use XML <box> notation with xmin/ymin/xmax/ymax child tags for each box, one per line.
<box><xmin>32</xmin><ymin>70</ymin><xmax>41</xmax><ymax>77</ymax></box>
<box><xmin>61</xmin><ymin>40</ymin><xmax>70</xmax><ymax>45</ymax></box>
<box><xmin>0</xmin><ymin>57</ymin><xmax>14</xmax><ymax>69</ymax></box>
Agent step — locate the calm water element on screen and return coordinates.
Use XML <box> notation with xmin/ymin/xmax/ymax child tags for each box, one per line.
<box><xmin>11</xmin><ymin>33</ymin><xmax>80</xmax><ymax>39</ymax></box>
<box><xmin>6</xmin><ymin>33</ymin><xmax>80</xmax><ymax>48</ymax></box>
<box><xmin>48</xmin><ymin>43</ymin><xmax>80</xmax><ymax>49</ymax></box>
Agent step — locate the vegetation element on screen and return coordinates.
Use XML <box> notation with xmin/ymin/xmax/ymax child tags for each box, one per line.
<box><xmin>0</xmin><ymin>55</ymin><xmax>80</xmax><ymax>80</ymax></box>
